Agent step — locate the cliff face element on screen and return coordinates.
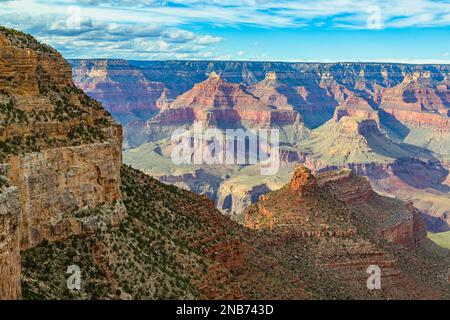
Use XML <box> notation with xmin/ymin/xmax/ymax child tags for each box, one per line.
<box><xmin>0</xmin><ymin>27</ymin><xmax>126</xmax><ymax>299</ymax></box>
<box><xmin>0</xmin><ymin>182</ymin><xmax>21</xmax><ymax>300</ymax></box>
<box><xmin>71</xmin><ymin>59</ymin><xmax>167</xmax><ymax>123</ymax></box>
<box><xmin>147</xmin><ymin>72</ymin><xmax>302</xmax><ymax>135</ymax></box>
<box><xmin>8</xmin><ymin>139</ymin><xmax>125</xmax><ymax>250</ymax></box>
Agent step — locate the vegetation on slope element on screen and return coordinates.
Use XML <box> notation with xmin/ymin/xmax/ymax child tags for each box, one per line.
<box><xmin>21</xmin><ymin>165</ymin><xmax>450</xmax><ymax>300</ymax></box>
<box><xmin>19</xmin><ymin>166</ymin><xmax>368</xmax><ymax>300</ymax></box>
<box><xmin>0</xmin><ymin>26</ymin><xmax>55</xmax><ymax>53</ymax></box>
<box><xmin>0</xmin><ymin>27</ymin><xmax>114</xmax><ymax>163</ymax></box>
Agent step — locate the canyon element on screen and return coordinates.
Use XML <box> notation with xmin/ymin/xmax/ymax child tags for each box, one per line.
<box><xmin>71</xmin><ymin>59</ymin><xmax>450</xmax><ymax>232</ymax></box>
<box><xmin>0</xmin><ymin>26</ymin><xmax>449</xmax><ymax>300</ymax></box>
<box><xmin>0</xmin><ymin>27</ymin><xmax>126</xmax><ymax>299</ymax></box>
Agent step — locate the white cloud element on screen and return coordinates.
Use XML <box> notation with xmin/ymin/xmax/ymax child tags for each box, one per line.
<box><xmin>0</xmin><ymin>3</ymin><xmax>223</xmax><ymax>59</ymax></box>
<box><xmin>1</xmin><ymin>0</ymin><xmax>449</xmax><ymax>60</ymax></box>
<box><xmin>4</xmin><ymin>0</ymin><xmax>450</xmax><ymax>29</ymax></box>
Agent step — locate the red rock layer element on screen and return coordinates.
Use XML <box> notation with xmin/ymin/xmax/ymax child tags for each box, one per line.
<box><xmin>72</xmin><ymin>59</ymin><xmax>167</xmax><ymax>117</ymax></box>
<box><xmin>381</xmin><ymin>108</ymin><xmax>450</xmax><ymax>131</ymax></box>
<box><xmin>317</xmin><ymin>170</ymin><xmax>427</xmax><ymax>248</ymax></box>
<box><xmin>150</xmin><ymin>73</ymin><xmax>302</xmax><ymax>127</ymax></box>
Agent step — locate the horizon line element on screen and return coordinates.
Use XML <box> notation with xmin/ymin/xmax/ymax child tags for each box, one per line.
<box><xmin>67</xmin><ymin>58</ymin><xmax>450</xmax><ymax>66</ymax></box>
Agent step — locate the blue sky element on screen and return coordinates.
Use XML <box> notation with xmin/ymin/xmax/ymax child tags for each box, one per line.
<box><xmin>0</xmin><ymin>0</ymin><xmax>449</xmax><ymax>63</ymax></box>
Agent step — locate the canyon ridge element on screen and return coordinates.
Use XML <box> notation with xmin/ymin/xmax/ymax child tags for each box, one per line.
<box><xmin>71</xmin><ymin>59</ymin><xmax>450</xmax><ymax>233</ymax></box>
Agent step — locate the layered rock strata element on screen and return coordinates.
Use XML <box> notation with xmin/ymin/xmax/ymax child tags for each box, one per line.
<box><xmin>0</xmin><ymin>27</ymin><xmax>127</xmax><ymax>299</ymax></box>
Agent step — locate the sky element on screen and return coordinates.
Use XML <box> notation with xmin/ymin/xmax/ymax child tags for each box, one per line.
<box><xmin>0</xmin><ymin>0</ymin><xmax>449</xmax><ymax>63</ymax></box>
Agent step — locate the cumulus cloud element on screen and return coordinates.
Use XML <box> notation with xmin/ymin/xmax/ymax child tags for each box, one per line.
<box><xmin>0</xmin><ymin>1</ymin><xmax>223</xmax><ymax>59</ymax></box>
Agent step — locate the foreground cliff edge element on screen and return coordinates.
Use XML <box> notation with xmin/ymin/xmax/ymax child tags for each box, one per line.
<box><xmin>0</xmin><ymin>27</ymin><xmax>449</xmax><ymax>300</ymax></box>
<box><xmin>0</xmin><ymin>26</ymin><xmax>126</xmax><ymax>299</ymax></box>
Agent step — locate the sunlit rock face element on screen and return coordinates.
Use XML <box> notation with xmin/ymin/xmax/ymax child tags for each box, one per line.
<box><xmin>0</xmin><ymin>27</ymin><xmax>127</xmax><ymax>299</ymax></box>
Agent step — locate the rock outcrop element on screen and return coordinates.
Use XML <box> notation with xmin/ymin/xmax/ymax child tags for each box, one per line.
<box><xmin>247</xmin><ymin>165</ymin><xmax>428</xmax><ymax>247</ymax></box>
<box><xmin>0</xmin><ymin>182</ymin><xmax>21</xmax><ymax>300</ymax></box>
<box><xmin>244</xmin><ymin>166</ymin><xmax>446</xmax><ymax>297</ymax></box>
<box><xmin>289</xmin><ymin>165</ymin><xmax>317</xmax><ymax>196</ymax></box>
<box><xmin>147</xmin><ymin>72</ymin><xmax>302</xmax><ymax>133</ymax></box>
<box><xmin>0</xmin><ymin>27</ymin><xmax>126</xmax><ymax>299</ymax></box>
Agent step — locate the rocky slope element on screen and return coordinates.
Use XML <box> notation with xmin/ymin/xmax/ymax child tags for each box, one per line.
<box><xmin>21</xmin><ymin>165</ymin><xmax>450</xmax><ymax>299</ymax></box>
<box><xmin>0</xmin><ymin>27</ymin><xmax>126</xmax><ymax>299</ymax></box>
<box><xmin>245</xmin><ymin>165</ymin><xmax>449</xmax><ymax>298</ymax></box>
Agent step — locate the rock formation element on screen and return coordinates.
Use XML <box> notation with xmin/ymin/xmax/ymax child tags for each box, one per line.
<box><xmin>244</xmin><ymin>166</ymin><xmax>448</xmax><ymax>297</ymax></box>
<box><xmin>246</xmin><ymin>165</ymin><xmax>427</xmax><ymax>247</ymax></box>
<box><xmin>0</xmin><ymin>27</ymin><xmax>126</xmax><ymax>299</ymax></box>
<box><xmin>147</xmin><ymin>71</ymin><xmax>302</xmax><ymax>133</ymax></box>
<box><xmin>0</xmin><ymin>177</ymin><xmax>21</xmax><ymax>300</ymax></box>
<box><xmin>289</xmin><ymin>165</ymin><xmax>317</xmax><ymax>196</ymax></box>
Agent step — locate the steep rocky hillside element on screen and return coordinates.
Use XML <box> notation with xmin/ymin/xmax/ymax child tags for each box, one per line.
<box><xmin>21</xmin><ymin>165</ymin><xmax>450</xmax><ymax>299</ymax></box>
<box><xmin>21</xmin><ymin>165</ymin><xmax>309</xmax><ymax>299</ymax></box>
<box><xmin>245</xmin><ymin>165</ymin><xmax>449</xmax><ymax>298</ymax></box>
<box><xmin>0</xmin><ymin>27</ymin><xmax>126</xmax><ymax>299</ymax></box>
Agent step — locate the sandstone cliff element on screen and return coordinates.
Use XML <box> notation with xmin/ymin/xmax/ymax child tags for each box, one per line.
<box><xmin>0</xmin><ymin>178</ymin><xmax>20</xmax><ymax>299</ymax></box>
<box><xmin>0</xmin><ymin>27</ymin><xmax>126</xmax><ymax>299</ymax></box>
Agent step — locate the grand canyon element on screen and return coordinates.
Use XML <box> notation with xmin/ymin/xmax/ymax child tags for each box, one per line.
<box><xmin>0</xmin><ymin>25</ymin><xmax>449</xmax><ymax>300</ymax></box>
<box><xmin>71</xmin><ymin>59</ymin><xmax>450</xmax><ymax>232</ymax></box>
